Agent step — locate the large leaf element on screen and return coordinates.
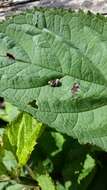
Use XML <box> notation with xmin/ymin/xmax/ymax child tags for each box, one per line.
<box><xmin>0</xmin><ymin>9</ymin><xmax>107</xmax><ymax>150</ymax></box>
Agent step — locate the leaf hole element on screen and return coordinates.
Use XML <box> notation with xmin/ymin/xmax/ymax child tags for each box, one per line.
<box><xmin>6</xmin><ymin>53</ymin><xmax>15</xmax><ymax>60</ymax></box>
<box><xmin>48</xmin><ymin>79</ymin><xmax>62</xmax><ymax>87</ymax></box>
<box><xmin>28</xmin><ymin>100</ymin><xmax>38</xmax><ymax>109</ymax></box>
<box><xmin>71</xmin><ymin>83</ymin><xmax>80</xmax><ymax>95</ymax></box>
<box><xmin>0</xmin><ymin>97</ymin><xmax>5</xmax><ymax>109</ymax></box>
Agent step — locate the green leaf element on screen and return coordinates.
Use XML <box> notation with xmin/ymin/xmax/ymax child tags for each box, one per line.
<box><xmin>0</xmin><ymin>180</ymin><xmax>34</xmax><ymax>190</ymax></box>
<box><xmin>0</xmin><ymin>102</ymin><xmax>19</xmax><ymax>123</ymax></box>
<box><xmin>0</xmin><ymin>181</ymin><xmax>9</xmax><ymax>189</ymax></box>
<box><xmin>0</xmin><ymin>151</ymin><xmax>17</xmax><ymax>178</ymax></box>
<box><xmin>0</xmin><ymin>9</ymin><xmax>107</xmax><ymax>150</ymax></box>
<box><xmin>51</xmin><ymin>132</ymin><xmax>65</xmax><ymax>156</ymax></box>
<box><xmin>0</xmin><ymin>131</ymin><xmax>18</xmax><ymax>177</ymax></box>
<box><xmin>56</xmin><ymin>182</ymin><xmax>72</xmax><ymax>190</ymax></box>
<box><xmin>6</xmin><ymin>184</ymin><xmax>28</xmax><ymax>190</ymax></box>
<box><xmin>62</xmin><ymin>140</ymin><xmax>96</xmax><ymax>190</ymax></box>
<box><xmin>1</xmin><ymin>150</ymin><xmax>17</xmax><ymax>172</ymax></box>
<box><xmin>78</xmin><ymin>154</ymin><xmax>95</xmax><ymax>183</ymax></box>
<box><xmin>0</xmin><ymin>163</ymin><xmax>8</xmax><ymax>176</ymax></box>
<box><xmin>7</xmin><ymin>113</ymin><xmax>44</xmax><ymax>166</ymax></box>
<box><xmin>56</xmin><ymin>183</ymin><xmax>65</xmax><ymax>190</ymax></box>
<box><xmin>37</xmin><ymin>174</ymin><xmax>55</xmax><ymax>190</ymax></box>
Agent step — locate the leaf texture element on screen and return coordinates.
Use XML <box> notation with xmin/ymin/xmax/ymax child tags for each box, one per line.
<box><xmin>7</xmin><ymin>113</ymin><xmax>43</xmax><ymax>166</ymax></box>
<box><xmin>0</xmin><ymin>9</ymin><xmax>107</xmax><ymax>150</ymax></box>
<box><xmin>37</xmin><ymin>174</ymin><xmax>55</xmax><ymax>190</ymax></box>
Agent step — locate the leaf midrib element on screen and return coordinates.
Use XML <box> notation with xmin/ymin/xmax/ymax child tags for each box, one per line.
<box><xmin>0</xmin><ymin>32</ymin><xmax>106</xmax><ymax>89</ymax></box>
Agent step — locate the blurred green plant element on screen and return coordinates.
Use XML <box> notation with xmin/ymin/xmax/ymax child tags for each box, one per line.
<box><xmin>0</xmin><ymin>102</ymin><xmax>98</xmax><ymax>190</ymax></box>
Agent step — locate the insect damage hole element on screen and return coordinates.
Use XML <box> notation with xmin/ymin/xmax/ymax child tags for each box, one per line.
<box><xmin>0</xmin><ymin>97</ymin><xmax>5</xmax><ymax>109</ymax></box>
<box><xmin>48</xmin><ymin>79</ymin><xmax>62</xmax><ymax>87</ymax></box>
<box><xmin>6</xmin><ymin>53</ymin><xmax>15</xmax><ymax>60</ymax></box>
<box><xmin>28</xmin><ymin>100</ymin><xmax>38</xmax><ymax>109</ymax></box>
<box><xmin>71</xmin><ymin>82</ymin><xmax>80</xmax><ymax>96</ymax></box>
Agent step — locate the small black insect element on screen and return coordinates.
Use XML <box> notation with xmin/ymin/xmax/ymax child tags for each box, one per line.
<box><xmin>6</xmin><ymin>53</ymin><xmax>15</xmax><ymax>60</ymax></box>
<box><xmin>71</xmin><ymin>82</ymin><xmax>80</xmax><ymax>95</ymax></box>
<box><xmin>48</xmin><ymin>79</ymin><xmax>61</xmax><ymax>87</ymax></box>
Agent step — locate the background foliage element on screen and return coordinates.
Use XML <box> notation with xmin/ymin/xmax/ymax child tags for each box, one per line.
<box><xmin>0</xmin><ymin>101</ymin><xmax>107</xmax><ymax>189</ymax></box>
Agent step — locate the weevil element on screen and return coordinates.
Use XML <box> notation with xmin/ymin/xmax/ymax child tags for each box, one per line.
<box><xmin>48</xmin><ymin>79</ymin><xmax>61</xmax><ymax>87</ymax></box>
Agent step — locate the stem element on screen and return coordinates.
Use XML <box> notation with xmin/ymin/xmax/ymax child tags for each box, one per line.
<box><xmin>26</xmin><ymin>164</ymin><xmax>37</xmax><ymax>181</ymax></box>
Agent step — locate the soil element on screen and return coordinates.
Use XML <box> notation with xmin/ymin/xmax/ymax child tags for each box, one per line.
<box><xmin>0</xmin><ymin>0</ymin><xmax>107</xmax><ymax>20</ymax></box>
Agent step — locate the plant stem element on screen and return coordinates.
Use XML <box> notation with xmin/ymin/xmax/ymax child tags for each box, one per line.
<box><xmin>26</xmin><ymin>164</ymin><xmax>37</xmax><ymax>181</ymax></box>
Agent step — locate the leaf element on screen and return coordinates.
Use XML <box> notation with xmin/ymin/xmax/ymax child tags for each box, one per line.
<box><xmin>1</xmin><ymin>150</ymin><xmax>17</xmax><ymax>172</ymax></box>
<box><xmin>7</xmin><ymin>113</ymin><xmax>44</xmax><ymax>166</ymax></box>
<box><xmin>0</xmin><ymin>135</ymin><xmax>18</xmax><ymax>176</ymax></box>
<box><xmin>51</xmin><ymin>132</ymin><xmax>65</xmax><ymax>156</ymax></box>
<box><xmin>0</xmin><ymin>9</ymin><xmax>107</xmax><ymax>150</ymax></box>
<box><xmin>0</xmin><ymin>180</ymin><xmax>34</xmax><ymax>190</ymax></box>
<box><xmin>88</xmin><ymin>164</ymin><xmax>107</xmax><ymax>190</ymax></box>
<box><xmin>6</xmin><ymin>184</ymin><xmax>28</xmax><ymax>190</ymax></box>
<box><xmin>56</xmin><ymin>183</ymin><xmax>66</xmax><ymax>190</ymax></box>
<box><xmin>62</xmin><ymin>140</ymin><xmax>96</xmax><ymax>190</ymax></box>
<box><xmin>0</xmin><ymin>131</ymin><xmax>17</xmax><ymax>176</ymax></box>
<box><xmin>0</xmin><ymin>102</ymin><xmax>19</xmax><ymax>123</ymax></box>
<box><xmin>38</xmin><ymin>129</ymin><xmax>65</xmax><ymax>157</ymax></box>
<box><xmin>78</xmin><ymin>154</ymin><xmax>95</xmax><ymax>183</ymax></box>
<box><xmin>37</xmin><ymin>174</ymin><xmax>55</xmax><ymax>190</ymax></box>
<box><xmin>56</xmin><ymin>182</ymin><xmax>72</xmax><ymax>190</ymax></box>
<box><xmin>0</xmin><ymin>181</ymin><xmax>9</xmax><ymax>189</ymax></box>
<box><xmin>0</xmin><ymin>162</ymin><xmax>8</xmax><ymax>176</ymax></box>
<box><xmin>0</xmin><ymin>153</ymin><xmax>17</xmax><ymax>179</ymax></box>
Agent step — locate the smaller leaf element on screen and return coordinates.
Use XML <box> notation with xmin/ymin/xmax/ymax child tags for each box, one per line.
<box><xmin>0</xmin><ymin>181</ymin><xmax>9</xmax><ymax>189</ymax></box>
<box><xmin>37</xmin><ymin>174</ymin><xmax>55</xmax><ymax>190</ymax></box>
<box><xmin>0</xmin><ymin>149</ymin><xmax>17</xmax><ymax>177</ymax></box>
<box><xmin>56</xmin><ymin>181</ymin><xmax>71</xmax><ymax>190</ymax></box>
<box><xmin>6</xmin><ymin>184</ymin><xmax>27</xmax><ymax>190</ymax></box>
<box><xmin>51</xmin><ymin>132</ymin><xmax>65</xmax><ymax>156</ymax></box>
<box><xmin>7</xmin><ymin>113</ymin><xmax>44</xmax><ymax>166</ymax></box>
<box><xmin>56</xmin><ymin>182</ymin><xmax>65</xmax><ymax>190</ymax></box>
<box><xmin>0</xmin><ymin>102</ymin><xmax>19</xmax><ymax>123</ymax></box>
<box><xmin>78</xmin><ymin>154</ymin><xmax>95</xmax><ymax>183</ymax></box>
<box><xmin>0</xmin><ymin>180</ymin><xmax>32</xmax><ymax>190</ymax></box>
<box><xmin>2</xmin><ymin>150</ymin><xmax>17</xmax><ymax>172</ymax></box>
<box><xmin>0</xmin><ymin>162</ymin><xmax>8</xmax><ymax>176</ymax></box>
<box><xmin>0</xmin><ymin>134</ymin><xmax>17</xmax><ymax>176</ymax></box>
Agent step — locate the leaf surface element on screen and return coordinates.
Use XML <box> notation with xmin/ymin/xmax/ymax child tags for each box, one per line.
<box><xmin>37</xmin><ymin>174</ymin><xmax>55</xmax><ymax>190</ymax></box>
<box><xmin>7</xmin><ymin>113</ymin><xmax>43</xmax><ymax>166</ymax></box>
<box><xmin>0</xmin><ymin>9</ymin><xmax>107</xmax><ymax>150</ymax></box>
